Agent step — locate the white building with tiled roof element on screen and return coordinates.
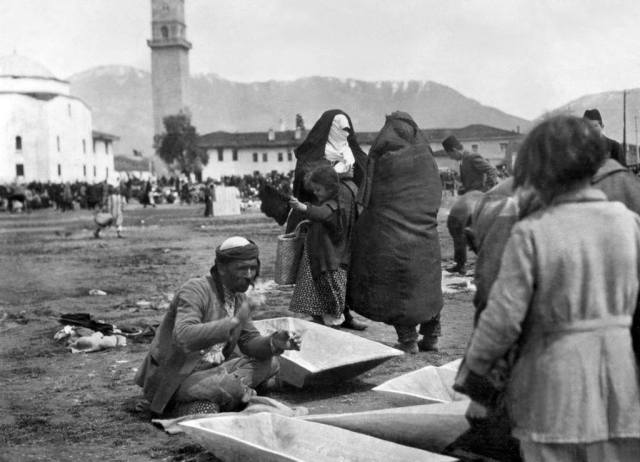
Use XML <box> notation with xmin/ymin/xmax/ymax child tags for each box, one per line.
<box><xmin>0</xmin><ymin>54</ymin><xmax>117</xmax><ymax>184</ymax></box>
<box><xmin>197</xmin><ymin>124</ymin><xmax>523</xmax><ymax>180</ymax></box>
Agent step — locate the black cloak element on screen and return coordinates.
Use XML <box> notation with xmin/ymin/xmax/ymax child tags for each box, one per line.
<box><xmin>348</xmin><ymin>112</ymin><xmax>443</xmax><ymax>326</ymax></box>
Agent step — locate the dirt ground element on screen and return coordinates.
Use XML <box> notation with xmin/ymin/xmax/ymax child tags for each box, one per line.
<box><xmin>0</xmin><ymin>198</ymin><xmax>476</xmax><ymax>462</ymax></box>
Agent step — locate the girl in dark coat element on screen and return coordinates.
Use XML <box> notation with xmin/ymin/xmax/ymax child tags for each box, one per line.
<box><xmin>289</xmin><ymin>165</ymin><xmax>356</xmax><ymax>326</ymax></box>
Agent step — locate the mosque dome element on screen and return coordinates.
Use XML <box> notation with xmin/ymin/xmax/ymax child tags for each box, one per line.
<box><xmin>0</xmin><ymin>53</ymin><xmax>69</xmax><ymax>95</ymax></box>
<box><xmin>0</xmin><ymin>54</ymin><xmax>57</xmax><ymax>79</ymax></box>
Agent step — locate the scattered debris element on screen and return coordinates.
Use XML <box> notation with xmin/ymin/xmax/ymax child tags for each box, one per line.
<box><xmin>441</xmin><ymin>271</ymin><xmax>476</xmax><ymax>294</ymax></box>
<box><xmin>69</xmin><ymin>331</ymin><xmax>127</xmax><ymax>353</ymax></box>
<box><xmin>89</xmin><ymin>289</ymin><xmax>107</xmax><ymax>296</ymax></box>
<box><xmin>135</xmin><ymin>300</ymin><xmax>154</xmax><ymax>309</ymax></box>
<box><xmin>54</xmin><ymin>230</ymin><xmax>73</xmax><ymax>238</ymax></box>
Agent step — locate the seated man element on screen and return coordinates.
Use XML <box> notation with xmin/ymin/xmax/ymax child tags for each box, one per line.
<box><xmin>135</xmin><ymin>236</ymin><xmax>302</xmax><ymax>417</ymax></box>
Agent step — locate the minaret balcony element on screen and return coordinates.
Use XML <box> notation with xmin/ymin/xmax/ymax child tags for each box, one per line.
<box><xmin>147</xmin><ymin>38</ymin><xmax>192</xmax><ymax>50</ymax></box>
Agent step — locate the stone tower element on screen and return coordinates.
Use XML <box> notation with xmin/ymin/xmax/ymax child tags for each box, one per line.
<box><xmin>148</xmin><ymin>0</ymin><xmax>192</xmax><ymax>135</ymax></box>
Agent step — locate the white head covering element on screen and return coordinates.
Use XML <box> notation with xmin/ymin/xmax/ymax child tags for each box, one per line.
<box><xmin>324</xmin><ymin>114</ymin><xmax>355</xmax><ymax>174</ymax></box>
<box><xmin>219</xmin><ymin>236</ymin><xmax>251</xmax><ymax>250</ymax></box>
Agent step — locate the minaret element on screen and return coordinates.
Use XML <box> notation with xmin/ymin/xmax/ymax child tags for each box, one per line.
<box><xmin>148</xmin><ymin>0</ymin><xmax>192</xmax><ymax>135</ymax></box>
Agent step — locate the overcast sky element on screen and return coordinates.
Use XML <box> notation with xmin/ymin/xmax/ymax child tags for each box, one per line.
<box><xmin>2</xmin><ymin>0</ymin><xmax>639</xmax><ymax>119</ymax></box>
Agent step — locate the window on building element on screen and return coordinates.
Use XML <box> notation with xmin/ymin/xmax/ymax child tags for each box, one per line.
<box><xmin>106</xmin><ymin>167</ymin><xmax>109</xmax><ymax>178</ymax></box>
<box><xmin>57</xmin><ymin>164</ymin><xmax>61</xmax><ymax>176</ymax></box>
<box><xmin>68</xmin><ymin>104</ymin><xmax>72</xmax><ymax>117</ymax></box>
<box><xmin>82</xmin><ymin>139</ymin><xmax>86</xmax><ymax>154</ymax></box>
<box><xmin>83</xmin><ymin>165</ymin><xmax>87</xmax><ymax>177</ymax></box>
<box><xmin>262</xmin><ymin>153</ymin><xmax>268</xmax><ymax>162</ymax></box>
<box><xmin>253</xmin><ymin>152</ymin><xmax>258</xmax><ymax>162</ymax></box>
<box><xmin>287</xmin><ymin>151</ymin><xmax>293</xmax><ymax>162</ymax></box>
<box><xmin>217</xmin><ymin>149</ymin><xmax>224</xmax><ymax>162</ymax></box>
<box><xmin>57</xmin><ymin>136</ymin><xmax>61</xmax><ymax>152</ymax></box>
<box><xmin>93</xmin><ymin>166</ymin><xmax>96</xmax><ymax>177</ymax></box>
<box><xmin>500</xmin><ymin>143</ymin><xmax>508</xmax><ymax>152</ymax></box>
<box><xmin>232</xmin><ymin>149</ymin><xmax>238</xmax><ymax>161</ymax></box>
<box><xmin>278</xmin><ymin>152</ymin><xmax>283</xmax><ymax>162</ymax></box>
<box><xmin>16</xmin><ymin>164</ymin><xmax>24</xmax><ymax>177</ymax></box>
<box><xmin>93</xmin><ymin>140</ymin><xmax>96</xmax><ymax>154</ymax></box>
<box><xmin>471</xmin><ymin>144</ymin><xmax>478</xmax><ymax>153</ymax></box>
<box><xmin>15</xmin><ymin>136</ymin><xmax>22</xmax><ymax>151</ymax></box>
<box><xmin>106</xmin><ymin>142</ymin><xmax>110</xmax><ymax>155</ymax></box>
<box><xmin>161</xmin><ymin>26</ymin><xmax>169</xmax><ymax>39</ymax></box>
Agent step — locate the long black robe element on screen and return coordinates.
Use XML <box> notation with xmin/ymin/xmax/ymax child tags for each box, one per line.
<box><xmin>348</xmin><ymin>112</ymin><xmax>443</xmax><ymax>326</ymax></box>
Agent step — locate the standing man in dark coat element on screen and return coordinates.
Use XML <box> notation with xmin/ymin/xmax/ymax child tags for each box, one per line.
<box><xmin>442</xmin><ymin>135</ymin><xmax>499</xmax><ymax>194</ymax></box>
<box><xmin>583</xmin><ymin>108</ymin><xmax>625</xmax><ymax>166</ymax></box>
<box><xmin>442</xmin><ymin>135</ymin><xmax>499</xmax><ymax>274</ymax></box>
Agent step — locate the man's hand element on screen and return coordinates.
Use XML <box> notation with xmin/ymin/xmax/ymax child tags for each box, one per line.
<box><xmin>271</xmin><ymin>330</ymin><xmax>302</xmax><ymax>353</ymax></box>
<box><xmin>289</xmin><ymin>198</ymin><xmax>307</xmax><ymax>212</ymax></box>
<box><xmin>233</xmin><ymin>301</ymin><xmax>252</xmax><ymax>328</ymax></box>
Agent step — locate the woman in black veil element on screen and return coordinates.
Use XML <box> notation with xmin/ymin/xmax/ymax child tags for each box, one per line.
<box><xmin>287</xmin><ymin>109</ymin><xmax>367</xmax><ymax>330</ymax></box>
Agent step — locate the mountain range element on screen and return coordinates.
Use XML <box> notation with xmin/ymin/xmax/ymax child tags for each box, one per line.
<box><xmin>69</xmin><ymin>65</ymin><xmax>638</xmax><ymax>158</ymax></box>
<box><xmin>69</xmin><ymin>66</ymin><xmax>530</xmax><ymax>157</ymax></box>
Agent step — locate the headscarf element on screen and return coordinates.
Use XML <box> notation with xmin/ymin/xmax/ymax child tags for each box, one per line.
<box><xmin>214</xmin><ymin>236</ymin><xmax>260</xmax><ymax>264</ymax></box>
<box><xmin>359</xmin><ymin>111</ymin><xmax>433</xmax><ymax>207</ymax></box>
<box><xmin>293</xmin><ymin>109</ymin><xmax>367</xmax><ymax>202</ymax></box>
<box><xmin>324</xmin><ymin>114</ymin><xmax>355</xmax><ymax>173</ymax></box>
<box><xmin>368</xmin><ymin>111</ymin><xmax>429</xmax><ymax>159</ymax></box>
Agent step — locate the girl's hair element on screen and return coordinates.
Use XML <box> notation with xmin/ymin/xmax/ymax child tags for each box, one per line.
<box><xmin>514</xmin><ymin>115</ymin><xmax>606</xmax><ymax>201</ymax></box>
<box><xmin>306</xmin><ymin>164</ymin><xmax>339</xmax><ymax>199</ymax></box>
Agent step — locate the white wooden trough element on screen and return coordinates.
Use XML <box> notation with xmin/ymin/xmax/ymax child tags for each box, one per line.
<box><xmin>179</xmin><ymin>412</ymin><xmax>458</xmax><ymax>462</ymax></box>
<box><xmin>304</xmin><ymin>400</ymin><xmax>470</xmax><ymax>454</ymax></box>
<box><xmin>253</xmin><ymin>317</ymin><xmax>404</xmax><ymax>388</ymax></box>
<box><xmin>373</xmin><ymin>358</ymin><xmax>466</xmax><ymax>405</ymax></box>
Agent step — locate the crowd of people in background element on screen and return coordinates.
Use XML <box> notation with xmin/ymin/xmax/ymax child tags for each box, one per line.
<box><xmin>0</xmin><ymin>171</ymin><xmax>296</xmax><ymax>213</ymax></box>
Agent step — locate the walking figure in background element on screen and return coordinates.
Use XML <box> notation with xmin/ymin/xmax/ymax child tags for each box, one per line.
<box><xmin>456</xmin><ymin>115</ymin><xmax>640</xmax><ymax>461</ymax></box>
<box><xmin>61</xmin><ymin>181</ymin><xmax>73</xmax><ymax>212</ymax></box>
<box><xmin>94</xmin><ymin>183</ymin><xmax>125</xmax><ymax>239</ymax></box>
<box><xmin>204</xmin><ymin>182</ymin><xmax>214</xmax><ymax>217</ymax></box>
<box><xmin>289</xmin><ymin>165</ymin><xmax>357</xmax><ymax>327</ymax></box>
<box><xmin>143</xmin><ymin>180</ymin><xmax>156</xmax><ymax>208</ymax></box>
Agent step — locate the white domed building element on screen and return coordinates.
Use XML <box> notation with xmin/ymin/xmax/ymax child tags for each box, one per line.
<box><xmin>0</xmin><ymin>54</ymin><xmax>117</xmax><ymax>184</ymax></box>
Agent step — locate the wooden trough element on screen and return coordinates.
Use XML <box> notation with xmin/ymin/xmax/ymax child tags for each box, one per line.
<box><xmin>179</xmin><ymin>412</ymin><xmax>458</xmax><ymax>462</ymax></box>
<box><xmin>304</xmin><ymin>400</ymin><xmax>470</xmax><ymax>454</ymax></box>
<box><xmin>253</xmin><ymin>317</ymin><xmax>404</xmax><ymax>388</ymax></box>
<box><xmin>373</xmin><ymin>358</ymin><xmax>466</xmax><ymax>405</ymax></box>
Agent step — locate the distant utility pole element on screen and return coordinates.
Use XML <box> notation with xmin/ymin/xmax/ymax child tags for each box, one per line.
<box><xmin>635</xmin><ymin>114</ymin><xmax>639</xmax><ymax>166</ymax></box>
<box><xmin>622</xmin><ymin>90</ymin><xmax>627</xmax><ymax>161</ymax></box>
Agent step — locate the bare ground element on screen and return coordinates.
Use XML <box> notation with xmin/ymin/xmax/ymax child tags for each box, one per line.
<box><xmin>0</xmin><ymin>200</ymin><xmax>475</xmax><ymax>462</ymax></box>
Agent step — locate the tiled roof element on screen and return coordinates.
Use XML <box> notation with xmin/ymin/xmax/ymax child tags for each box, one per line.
<box><xmin>198</xmin><ymin>124</ymin><xmax>522</xmax><ymax>149</ymax></box>
<box><xmin>92</xmin><ymin>130</ymin><xmax>120</xmax><ymax>141</ymax></box>
<box><xmin>197</xmin><ymin>130</ymin><xmax>304</xmax><ymax>149</ymax></box>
